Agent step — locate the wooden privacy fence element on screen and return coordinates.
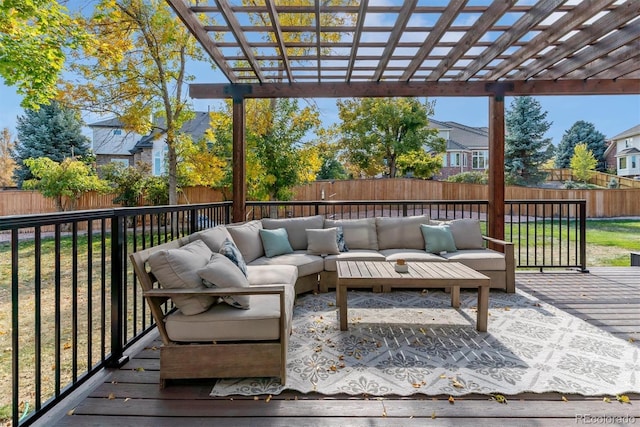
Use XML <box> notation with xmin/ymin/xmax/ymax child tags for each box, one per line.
<box><xmin>545</xmin><ymin>168</ymin><xmax>640</xmax><ymax>189</ymax></box>
<box><xmin>1</xmin><ymin>179</ymin><xmax>638</xmax><ymax>218</ymax></box>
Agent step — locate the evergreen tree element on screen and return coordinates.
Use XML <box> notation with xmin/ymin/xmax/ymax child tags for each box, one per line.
<box><xmin>505</xmin><ymin>96</ymin><xmax>553</xmax><ymax>186</ymax></box>
<box><xmin>555</xmin><ymin>121</ymin><xmax>607</xmax><ymax>171</ymax></box>
<box><xmin>13</xmin><ymin>101</ymin><xmax>90</xmax><ymax>186</ymax></box>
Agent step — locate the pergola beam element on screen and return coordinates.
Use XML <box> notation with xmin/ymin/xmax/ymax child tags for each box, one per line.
<box><xmin>372</xmin><ymin>0</ymin><xmax>418</xmax><ymax>82</ymax></box>
<box><xmin>190</xmin><ymin>79</ymin><xmax>640</xmax><ymax>99</ymax></box>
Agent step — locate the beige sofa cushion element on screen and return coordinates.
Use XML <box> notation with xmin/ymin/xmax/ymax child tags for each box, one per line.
<box><xmin>379</xmin><ymin>249</ymin><xmax>445</xmax><ymax>262</ymax></box>
<box><xmin>246</xmin><ymin>265</ymin><xmax>298</xmax><ymax>287</ymax></box>
<box><xmin>376</xmin><ymin>215</ymin><xmax>431</xmax><ymax>250</ymax></box>
<box><xmin>323</xmin><ymin>250</ymin><xmax>385</xmax><ymax>271</ymax></box>
<box><xmin>147</xmin><ymin>239</ymin><xmax>215</xmax><ymax>316</ymax></box>
<box><xmin>226</xmin><ymin>220</ymin><xmax>264</xmax><ymax>263</ymax></box>
<box><xmin>306</xmin><ymin>228</ymin><xmax>340</xmax><ymax>255</ymax></box>
<box><xmin>198</xmin><ymin>253</ymin><xmax>250</xmax><ymax>309</ymax></box>
<box><xmin>262</xmin><ymin>215</ymin><xmax>324</xmax><ymax>250</ymax></box>
<box><xmin>249</xmin><ymin>251</ymin><xmax>324</xmax><ymax>277</ymax></box>
<box><xmin>440</xmin><ymin>248</ymin><xmax>506</xmax><ymax>271</ymax></box>
<box><xmin>164</xmin><ymin>292</ymin><xmax>292</xmax><ymax>342</ymax></box>
<box><xmin>189</xmin><ymin>225</ymin><xmax>233</xmax><ymax>252</ymax></box>
<box><xmin>446</xmin><ymin>218</ymin><xmax>484</xmax><ymax>250</ymax></box>
<box><xmin>324</xmin><ymin>217</ymin><xmax>378</xmax><ymax>250</ymax></box>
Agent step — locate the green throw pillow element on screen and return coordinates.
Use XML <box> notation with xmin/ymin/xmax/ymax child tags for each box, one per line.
<box><xmin>420</xmin><ymin>224</ymin><xmax>458</xmax><ymax>254</ymax></box>
<box><xmin>259</xmin><ymin>227</ymin><xmax>294</xmax><ymax>258</ymax></box>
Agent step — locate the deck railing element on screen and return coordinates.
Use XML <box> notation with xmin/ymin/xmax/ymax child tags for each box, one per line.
<box><xmin>0</xmin><ymin>199</ymin><xmax>585</xmax><ymax>426</ymax></box>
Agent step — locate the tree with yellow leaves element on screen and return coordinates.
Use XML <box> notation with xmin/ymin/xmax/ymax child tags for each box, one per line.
<box><xmin>0</xmin><ymin>0</ymin><xmax>87</xmax><ymax>109</ymax></box>
<box><xmin>208</xmin><ymin>98</ymin><xmax>322</xmax><ymax>200</ymax></box>
<box><xmin>60</xmin><ymin>0</ymin><xmax>214</xmax><ymax>205</ymax></box>
<box><xmin>0</xmin><ymin>128</ymin><xmax>17</xmax><ymax>187</ymax></box>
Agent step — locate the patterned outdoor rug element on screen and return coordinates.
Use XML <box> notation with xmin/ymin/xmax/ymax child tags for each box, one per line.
<box><xmin>211</xmin><ymin>289</ymin><xmax>639</xmax><ymax>397</ymax></box>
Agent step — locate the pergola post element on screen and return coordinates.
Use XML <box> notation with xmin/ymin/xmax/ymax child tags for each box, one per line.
<box><xmin>232</xmin><ymin>95</ymin><xmax>246</xmax><ymax>223</ymax></box>
<box><xmin>488</xmin><ymin>94</ymin><xmax>505</xmax><ymax>240</ymax></box>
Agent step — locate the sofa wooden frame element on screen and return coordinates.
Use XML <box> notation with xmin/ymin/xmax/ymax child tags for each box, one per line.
<box><xmin>130</xmin><ymin>240</ymin><xmax>288</xmax><ymax>389</ymax></box>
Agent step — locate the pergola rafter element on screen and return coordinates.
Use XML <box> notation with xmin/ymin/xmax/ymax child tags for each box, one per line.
<box><xmin>165</xmin><ymin>0</ymin><xmax>640</xmax><ymax>231</ymax></box>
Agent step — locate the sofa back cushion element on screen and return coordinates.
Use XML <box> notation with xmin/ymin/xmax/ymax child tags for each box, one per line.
<box><xmin>447</xmin><ymin>218</ymin><xmax>484</xmax><ymax>249</ymax></box>
<box><xmin>189</xmin><ymin>225</ymin><xmax>233</xmax><ymax>252</ymax></box>
<box><xmin>376</xmin><ymin>215</ymin><xmax>431</xmax><ymax>250</ymax></box>
<box><xmin>324</xmin><ymin>217</ymin><xmax>378</xmax><ymax>250</ymax></box>
<box><xmin>147</xmin><ymin>239</ymin><xmax>215</xmax><ymax>315</ymax></box>
<box><xmin>262</xmin><ymin>215</ymin><xmax>324</xmax><ymax>250</ymax></box>
<box><xmin>226</xmin><ymin>220</ymin><xmax>264</xmax><ymax>263</ymax></box>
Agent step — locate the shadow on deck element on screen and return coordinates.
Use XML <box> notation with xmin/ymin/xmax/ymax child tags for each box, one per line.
<box><xmin>40</xmin><ymin>268</ymin><xmax>640</xmax><ymax>427</ymax></box>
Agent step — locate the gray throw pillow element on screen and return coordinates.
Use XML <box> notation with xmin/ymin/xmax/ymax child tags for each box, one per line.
<box><xmin>198</xmin><ymin>253</ymin><xmax>250</xmax><ymax>309</ymax></box>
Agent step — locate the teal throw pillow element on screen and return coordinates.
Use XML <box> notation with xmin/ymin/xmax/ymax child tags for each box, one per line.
<box><xmin>219</xmin><ymin>238</ymin><xmax>248</xmax><ymax>277</ymax></box>
<box><xmin>259</xmin><ymin>227</ymin><xmax>294</xmax><ymax>258</ymax></box>
<box><xmin>420</xmin><ymin>224</ymin><xmax>458</xmax><ymax>254</ymax></box>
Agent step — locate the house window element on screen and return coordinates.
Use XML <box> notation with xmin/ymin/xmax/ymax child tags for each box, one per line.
<box><xmin>619</xmin><ymin>157</ymin><xmax>627</xmax><ymax>169</ymax></box>
<box><xmin>632</xmin><ymin>156</ymin><xmax>637</xmax><ymax>169</ymax></box>
<box><xmin>450</xmin><ymin>153</ymin><xmax>460</xmax><ymax>167</ymax></box>
<box><xmin>153</xmin><ymin>146</ymin><xmax>168</xmax><ymax>176</ymax></box>
<box><xmin>472</xmin><ymin>150</ymin><xmax>488</xmax><ymax>169</ymax></box>
<box><xmin>113</xmin><ymin>129</ymin><xmax>122</xmax><ymax>135</ymax></box>
<box><xmin>110</xmin><ymin>159</ymin><xmax>129</xmax><ymax>167</ymax></box>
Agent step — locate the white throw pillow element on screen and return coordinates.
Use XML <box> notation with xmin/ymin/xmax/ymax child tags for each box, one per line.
<box><xmin>147</xmin><ymin>240</ymin><xmax>215</xmax><ymax>315</ymax></box>
<box><xmin>197</xmin><ymin>253</ymin><xmax>250</xmax><ymax>309</ymax></box>
<box><xmin>306</xmin><ymin>228</ymin><xmax>340</xmax><ymax>255</ymax></box>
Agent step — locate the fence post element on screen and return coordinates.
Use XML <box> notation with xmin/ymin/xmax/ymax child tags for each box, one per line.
<box><xmin>579</xmin><ymin>201</ymin><xmax>588</xmax><ymax>273</ymax></box>
<box><xmin>107</xmin><ymin>213</ymin><xmax>129</xmax><ymax>367</ymax></box>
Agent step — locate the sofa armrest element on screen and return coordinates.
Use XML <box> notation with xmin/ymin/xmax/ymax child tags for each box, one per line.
<box><xmin>481</xmin><ymin>235</ymin><xmax>512</xmax><ymax>248</ymax></box>
<box><xmin>482</xmin><ymin>236</ymin><xmax>515</xmax><ymax>293</ymax></box>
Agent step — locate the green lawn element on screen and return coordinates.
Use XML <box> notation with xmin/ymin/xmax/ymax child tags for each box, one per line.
<box><xmin>584</xmin><ymin>219</ymin><xmax>640</xmax><ymax>266</ymax></box>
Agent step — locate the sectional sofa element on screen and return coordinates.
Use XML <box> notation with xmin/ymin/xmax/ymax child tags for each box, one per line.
<box><xmin>229</xmin><ymin>214</ymin><xmax>515</xmax><ymax>294</ymax></box>
<box><xmin>130</xmin><ymin>214</ymin><xmax>514</xmax><ymax>387</ymax></box>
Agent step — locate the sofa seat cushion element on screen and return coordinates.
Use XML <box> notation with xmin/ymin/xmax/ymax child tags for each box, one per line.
<box><xmin>380</xmin><ymin>249</ymin><xmax>445</xmax><ymax>262</ymax></box>
<box><xmin>376</xmin><ymin>215</ymin><xmax>431</xmax><ymax>250</ymax></box>
<box><xmin>323</xmin><ymin>250</ymin><xmax>386</xmax><ymax>271</ymax></box>
<box><xmin>246</xmin><ymin>265</ymin><xmax>298</xmax><ymax>287</ymax></box>
<box><xmin>262</xmin><ymin>215</ymin><xmax>324</xmax><ymax>250</ymax></box>
<box><xmin>440</xmin><ymin>249</ymin><xmax>506</xmax><ymax>271</ymax></box>
<box><xmin>249</xmin><ymin>251</ymin><xmax>324</xmax><ymax>277</ymax></box>
<box><xmin>165</xmin><ymin>286</ymin><xmax>295</xmax><ymax>342</ymax></box>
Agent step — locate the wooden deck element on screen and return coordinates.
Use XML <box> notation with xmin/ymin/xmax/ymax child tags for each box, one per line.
<box><xmin>43</xmin><ymin>268</ymin><xmax>640</xmax><ymax>426</ymax></box>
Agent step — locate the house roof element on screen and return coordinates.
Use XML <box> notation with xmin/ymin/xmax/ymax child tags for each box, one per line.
<box><xmin>430</xmin><ymin>118</ymin><xmax>488</xmax><ymax>150</ymax></box>
<box><xmin>609</xmin><ymin>124</ymin><xmax>640</xmax><ymax>141</ymax></box>
<box><xmin>615</xmin><ymin>147</ymin><xmax>640</xmax><ymax>157</ymax></box>
<box><xmin>88</xmin><ymin>117</ymin><xmax>124</xmax><ymax>128</ymax></box>
<box><xmin>166</xmin><ymin>0</ymin><xmax>640</xmax><ymax>100</ymax></box>
<box><xmin>130</xmin><ymin>112</ymin><xmax>212</xmax><ymax>153</ymax></box>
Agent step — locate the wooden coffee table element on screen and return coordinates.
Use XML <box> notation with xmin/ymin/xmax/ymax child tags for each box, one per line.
<box><xmin>336</xmin><ymin>261</ymin><xmax>491</xmax><ymax>332</ymax></box>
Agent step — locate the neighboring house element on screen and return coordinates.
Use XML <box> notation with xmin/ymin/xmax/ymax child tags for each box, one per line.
<box><xmin>88</xmin><ymin>118</ymin><xmax>144</xmax><ymax>168</ymax></box>
<box><xmin>604</xmin><ymin>124</ymin><xmax>640</xmax><ymax>178</ymax></box>
<box><xmin>89</xmin><ymin>112</ymin><xmax>212</xmax><ymax>175</ymax></box>
<box><xmin>429</xmin><ymin>119</ymin><xmax>489</xmax><ymax>180</ymax></box>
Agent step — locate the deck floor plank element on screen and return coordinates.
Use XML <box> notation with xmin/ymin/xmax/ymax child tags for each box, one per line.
<box><xmin>47</xmin><ymin>268</ymin><xmax>640</xmax><ymax>426</ymax></box>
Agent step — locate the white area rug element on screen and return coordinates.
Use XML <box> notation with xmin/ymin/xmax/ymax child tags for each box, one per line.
<box><xmin>211</xmin><ymin>289</ymin><xmax>639</xmax><ymax>397</ymax></box>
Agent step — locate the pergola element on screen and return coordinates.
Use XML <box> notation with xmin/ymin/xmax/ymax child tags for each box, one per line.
<box><xmin>166</xmin><ymin>0</ymin><xmax>640</xmax><ymax>239</ymax></box>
